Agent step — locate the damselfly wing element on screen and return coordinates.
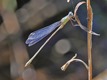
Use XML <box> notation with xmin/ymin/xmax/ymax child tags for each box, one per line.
<box><xmin>26</xmin><ymin>21</ymin><xmax>61</xmax><ymax>46</ymax></box>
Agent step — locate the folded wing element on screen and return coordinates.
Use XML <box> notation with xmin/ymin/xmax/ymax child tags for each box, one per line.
<box><xmin>26</xmin><ymin>21</ymin><xmax>61</xmax><ymax>46</ymax></box>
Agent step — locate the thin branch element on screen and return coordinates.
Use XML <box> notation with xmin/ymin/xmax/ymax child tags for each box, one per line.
<box><xmin>73</xmin><ymin>59</ymin><xmax>88</xmax><ymax>70</ymax></box>
<box><xmin>73</xmin><ymin>1</ymin><xmax>100</xmax><ymax>36</ymax></box>
<box><xmin>61</xmin><ymin>54</ymin><xmax>77</xmax><ymax>71</ymax></box>
<box><xmin>61</xmin><ymin>54</ymin><xmax>88</xmax><ymax>71</ymax></box>
<box><xmin>86</xmin><ymin>0</ymin><xmax>93</xmax><ymax>80</ymax></box>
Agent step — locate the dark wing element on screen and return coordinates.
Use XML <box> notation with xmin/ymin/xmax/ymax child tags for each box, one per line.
<box><xmin>26</xmin><ymin>21</ymin><xmax>61</xmax><ymax>46</ymax></box>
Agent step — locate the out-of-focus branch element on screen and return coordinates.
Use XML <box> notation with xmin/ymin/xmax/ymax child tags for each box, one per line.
<box><xmin>93</xmin><ymin>69</ymin><xmax>107</xmax><ymax>80</ymax></box>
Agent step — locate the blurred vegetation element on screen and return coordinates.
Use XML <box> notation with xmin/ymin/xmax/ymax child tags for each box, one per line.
<box><xmin>0</xmin><ymin>0</ymin><xmax>107</xmax><ymax>80</ymax></box>
<box><xmin>0</xmin><ymin>0</ymin><xmax>17</xmax><ymax>11</ymax></box>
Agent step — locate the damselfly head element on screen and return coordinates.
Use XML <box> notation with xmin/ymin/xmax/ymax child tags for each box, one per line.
<box><xmin>68</xmin><ymin>12</ymin><xmax>73</xmax><ymax>17</ymax></box>
<box><xmin>61</xmin><ymin>11</ymin><xmax>74</xmax><ymax>23</ymax></box>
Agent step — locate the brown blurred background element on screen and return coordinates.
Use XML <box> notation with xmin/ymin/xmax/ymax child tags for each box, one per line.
<box><xmin>0</xmin><ymin>0</ymin><xmax>107</xmax><ymax>80</ymax></box>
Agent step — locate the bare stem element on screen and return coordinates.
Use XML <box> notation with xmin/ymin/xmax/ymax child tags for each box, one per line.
<box><xmin>87</xmin><ymin>0</ymin><xmax>93</xmax><ymax>80</ymax></box>
<box><xmin>61</xmin><ymin>54</ymin><xmax>88</xmax><ymax>71</ymax></box>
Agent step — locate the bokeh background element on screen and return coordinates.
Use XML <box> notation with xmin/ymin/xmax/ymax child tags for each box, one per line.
<box><xmin>0</xmin><ymin>0</ymin><xmax>107</xmax><ymax>80</ymax></box>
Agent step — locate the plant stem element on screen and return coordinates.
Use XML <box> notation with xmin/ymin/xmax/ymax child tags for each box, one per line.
<box><xmin>87</xmin><ymin>0</ymin><xmax>93</xmax><ymax>80</ymax></box>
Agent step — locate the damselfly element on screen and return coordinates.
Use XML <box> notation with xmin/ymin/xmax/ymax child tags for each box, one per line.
<box><xmin>26</xmin><ymin>12</ymin><xmax>74</xmax><ymax>46</ymax></box>
<box><xmin>25</xmin><ymin>11</ymin><xmax>99</xmax><ymax>67</ymax></box>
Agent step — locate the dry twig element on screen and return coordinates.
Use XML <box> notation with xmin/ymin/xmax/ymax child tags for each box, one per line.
<box><xmin>86</xmin><ymin>0</ymin><xmax>93</xmax><ymax>80</ymax></box>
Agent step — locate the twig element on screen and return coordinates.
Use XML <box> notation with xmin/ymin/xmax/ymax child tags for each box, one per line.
<box><xmin>61</xmin><ymin>54</ymin><xmax>88</xmax><ymax>71</ymax></box>
<box><xmin>73</xmin><ymin>1</ymin><xmax>100</xmax><ymax>36</ymax></box>
<box><xmin>86</xmin><ymin>0</ymin><xmax>93</xmax><ymax>80</ymax></box>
